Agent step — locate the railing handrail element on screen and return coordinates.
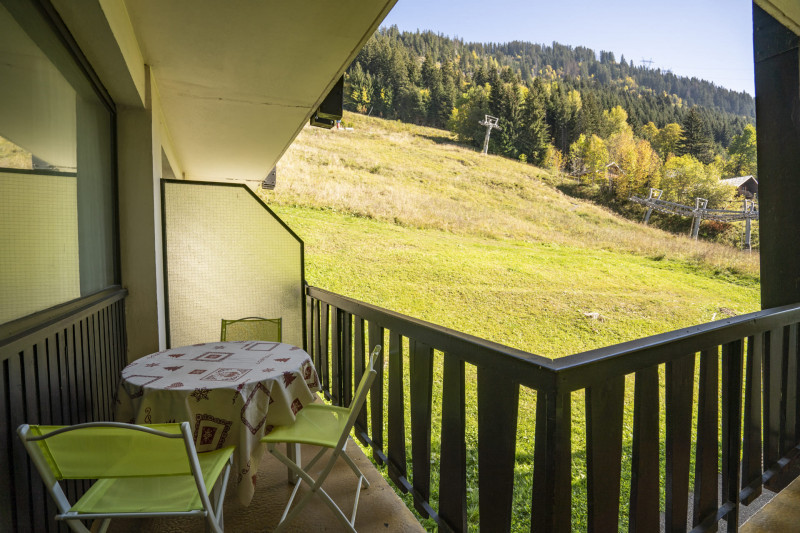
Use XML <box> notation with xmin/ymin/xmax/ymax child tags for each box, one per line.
<box><xmin>0</xmin><ymin>287</ymin><xmax>128</xmax><ymax>355</ymax></box>
<box><xmin>553</xmin><ymin>302</ymin><xmax>800</xmax><ymax>391</ymax></box>
<box><xmin>307</xmin><ymin>286</ymin><xmax>556</xmax><ymax>391</ymax></box>
<box><xmin>310</xmin><ymin>284</ymin><xmax>800</xmax><ymax>392</ymax></box>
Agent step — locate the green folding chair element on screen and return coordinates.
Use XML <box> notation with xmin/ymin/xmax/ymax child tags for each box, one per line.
<box><xmin>261</xmin><ymin>345</ymin><xmax>381</xmax><ymax>532</ymax></box>
<box><xmin>17</xmin><ymin>421</ymin><xmax>234</xmax><ymax>533</ymax></box>
<box><xmin>220</xmin><ymin>316</ymin><xmax>282</xmax><ymax>342</ymax></box>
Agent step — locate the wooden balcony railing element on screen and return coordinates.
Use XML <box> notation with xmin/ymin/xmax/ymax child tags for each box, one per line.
<box><xmin>307</xmin><ymin>285</ymin><xmax>800</xmax><ymax>533</ymax></box>
<box><xmin>0</xmin><ymin>288</ymin><xmax>128</xmax><ymax>533</ymax></box>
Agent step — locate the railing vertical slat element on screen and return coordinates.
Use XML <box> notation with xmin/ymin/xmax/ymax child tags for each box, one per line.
<box><xmin>764</xmin><ymin>328</ymin><xmax>782</xmax><ymax>473</ymax></box>
<box><xmin>46</xmin><ymin>334</ymin><xmax>62</xmax><ymax>423</ymax></box>
<box><xmin>410</xmin><ymin>340</ymin><xmax>434</xmax><ymax>517</ymax></box>
<box><xmin>22</xmin><ymin>348</ymin><xmax>47</xmax><ymax>532</ymax></box>
<box><xmin>0</xmin><ymin>358</ymin><xmax>11</xmax><ymax>533</ymax></box>
<box><xmin>783</xmin><ymin>324</ymin><xmax>798</xmax><ymax>454</ymax></box>
<box><xmin>342</xmin><ymin>312</ymin><xmax>353</xmax><ymax>406</ymax></box>
<box><xmin>665</xmin><ymin>353</ymin><xmax>695</xmax><ymax>533</ymax></box>
<box><xmin>586</xmin><ymin>375</ymin><xmax>625</xmax><ymax>533</ymax></box>
<box><xmin>97</xmin><ymin>310</ymin><xmax>109</xmax><ymax>419</ymax></box>
<box><xmin>439</xmin><ymin>354</ymin><xmax>467</xmax><ymax>533</ymax></box>
<box><xmin>306</xmin><ymin>293</ymin><xmax>313</xmax><ymax>354</ymax></box>
<box><xmin>319</xmin><ymin>303</ymin><xmax>329</xmax><ymax>398</ymax></box>
<box><xmin>71</xmin><ymin>320</ymin><xmax>89</xmax><ymax>497</ymax></box>
<box><xmin>387</xmin><ymin>331</ymin><xmax>408</xmax><ymax>490</ymax></box>
<box><xmin>8</xmin><ymin>353</ymin><xmax>32</xmax><ymax>533</ymax></box>
<box><xmin>478</xmin><ymin>367</ymin><xmax>519</xmax><ymax>532</ymax></box>
<box><xmin>56</xmin><ymin>329</ymin><xmax>79</xmax><ymax>511</ymax></box>
<box><xmin>368</xmin><ymin>322</ymin><xmax>385</xmax><ymax>464</ymax></box>
<box><xmin>353</xmin><ymin>317</ymin><xmax>368</xmax><ymax>445</ymax></box>
<box><xmin>629</xmin><ymin>366</ymin><xmax>660</xmax><ymax>533</ymax></box>
<box><xmin>741</xmin><ymin>334</ymin><xmax>764</xmax><ymax>504</ymax></box>
<box><xmin>694</xmin><ymin>348</ymin><xmax>719</xmax><ymax>531</ymax></box>
<box><xmin>63</xmin><ymin>329</ymin><xmax>79</xmax><ymax>426</ymax></box>
<box><xmin>330</xmin><ymin>306</ymin><xmax>342</xmax><ymax>405</ymax></box>
<box><xmin>35</xmin><ymin>343</ymin><xmax>52</xmax><ymax>426</ymax></box>
<box><xmin>721</xmin><ymin>339</ymin><xmax>744</xmax><ymax>531</ymax></box>
<box><xmin>531</xmin><ymin>390</ymin><xmax>572</xmax><ymax>533</ymax></box>
<box><xmin>79</xmin><ymin>319</ymin><xmax>96</xmax><ymax>424</ymax></box>
<box><xmin>89</xmin><ymin>314</ymin><xmax>104</xmax><ymax>421</ymax></box>
<box><xmin>68</xmin><ymin>324</ymin><xmax>86</xmax><ymax>424</ymax></box>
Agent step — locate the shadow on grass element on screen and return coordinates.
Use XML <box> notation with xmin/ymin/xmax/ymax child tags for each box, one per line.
<box><xmin>419</xmin><ymin>132</ymin><xmax>470</xmax><ymax>148</ymax></box>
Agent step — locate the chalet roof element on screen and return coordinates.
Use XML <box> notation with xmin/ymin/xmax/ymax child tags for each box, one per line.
<box><xmin>721</xmin><ymin>175</ymin><xmax>758</xmax><ymax>187</ymax></box>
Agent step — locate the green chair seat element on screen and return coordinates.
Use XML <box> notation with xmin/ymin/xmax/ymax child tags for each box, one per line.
<box><xmin>71</xmin><ymin>445</ymin><xmax>233</xmax><ymax>514</ymax></box>
<box><xmin>18</xmin><ymin>421</ymin><xmax>233</xmax><ymax>533</ymax></box>
<box><xmin>262</xmin><ymin>404</ymin><xmax>351</xmax><ymax>449</ymax></box>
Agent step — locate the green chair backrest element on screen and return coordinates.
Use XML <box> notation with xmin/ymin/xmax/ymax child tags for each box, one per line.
<box><xmin>337</xmin><ymin>345</ymin><xmax>381</xmax><ymax>449</ymax></box>
<box><xmin>27</xmin><ymin>423</ymin><xmax>192</xmax><ymax>480</ymax></box>
<box><xmin>220</xmin><ymin>316</ymin><xmax>282</xmax><ymax>342</ymax></box>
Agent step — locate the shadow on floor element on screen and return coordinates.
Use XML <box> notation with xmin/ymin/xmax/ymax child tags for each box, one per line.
<box><xmin>109</xmin><ymin>439</ymin><xmax>425</xmax><ymax>532</ymax></box>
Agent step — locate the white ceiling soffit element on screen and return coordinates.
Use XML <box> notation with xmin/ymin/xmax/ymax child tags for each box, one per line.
<box><xmin>756</xmin><ymin>0</ymin><xmax>800</xmax><ymax>36</ymax></box>
<box><xmin>123</xmin><ymin>0</ymin><xmax>397</xmax><ymax>183</ymax></box>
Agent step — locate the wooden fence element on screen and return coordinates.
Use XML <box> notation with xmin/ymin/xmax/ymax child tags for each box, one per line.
<box><xmin>0</xmin><ymin>288</ymin><xmax>127</xmax><ymax>533</ymax></box>
<box><xmin>308</xmin><ymin>285</ymin><xmax>800</xmax><ymax>532</ymax></box>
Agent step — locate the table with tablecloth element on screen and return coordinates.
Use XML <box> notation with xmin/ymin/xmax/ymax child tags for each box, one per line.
<box><xmin>115</xmin><ymin>341</ymin><xmax>320</xmax><ymax>505</ymax></box>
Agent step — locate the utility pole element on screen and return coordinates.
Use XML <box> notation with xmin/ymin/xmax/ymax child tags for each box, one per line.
<box><xmin>479</xmin><ymin>115</ymin><xmax>501</xmax><ymax>155</ymax></box>
<box><xmin>744</xmin><ymin>198</ymin><xmax>753</xmax><ymax>251</ymax></box>
<box><xmin>691</xmin><ymin>197</ymin><xmax>708</xmax><ymax>240</ymax></box>
<box><xmin>640</xmin><ymin>58</ymin><xmax>654</xmax><ymax>69</ymax></box>
<box><xmin>642</xmin><ymin>188</ymin><xmax>663</xmax><ymax>224</ymax></box>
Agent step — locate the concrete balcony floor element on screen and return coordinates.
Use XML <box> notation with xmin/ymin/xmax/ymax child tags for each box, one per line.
<box><xmin>110</xmin><ymin>439</ymin><xmax>425</xmax><ymax>532</ymax></box>
<box><xmin>741</xmin><ymin>474</ymin><xmax>800</xmax><ymax>533</ymax></box>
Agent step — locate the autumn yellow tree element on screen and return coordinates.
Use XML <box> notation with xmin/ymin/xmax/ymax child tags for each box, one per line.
<box><xmin>653</xmin><ymin>123</ymin><xmax>683</xmax><ymax>159</ymax></box>
<box><xmin>607</xmin><ymin>130</ymin><xmax>661</xmax><ymax>199</ymax></box>
<box><xmin>661</xmin><ymin>155</ymin><xmax>735</xmax><ymax>207</ymax></box>
<box><xmin>600</xmin><ymin>105</ymin><xmax>632</xmax><ymax>138</ymax></box>
<box><xmin>569</xmin><ymin>133</ymin><xmax>608</xmax><ymax>183</ymax></box>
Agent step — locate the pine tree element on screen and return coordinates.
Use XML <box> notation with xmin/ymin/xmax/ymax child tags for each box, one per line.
<box><xmin>678</xmin><ymin>107</ymin><xmax>715</xmax><ymax>164</ymax></box>
<box><xmin>577</xmin><ymin>90</ymin><xmax>602</xmax><ymax>138</ymax></box>
<box><xmin>518</xmin><ymin>83</ymin><xmax>550</xmax><ymax>165</ymax></box>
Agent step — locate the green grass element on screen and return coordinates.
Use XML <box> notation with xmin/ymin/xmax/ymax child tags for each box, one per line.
<box><xmin>261</xmin><ymin>112</ymin><xmax>761</xmax><ymax>531</ymax></box>
<box><xmin>275</xmin><ymin>206</ymin><xmax>758</xmax><ymax>358</ymax></box>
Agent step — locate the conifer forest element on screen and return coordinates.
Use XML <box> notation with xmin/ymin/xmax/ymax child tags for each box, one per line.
<box><xmin>344</xmin><ymin>27</ymin><xmax>758</xmax><ymax>221</ymax></box>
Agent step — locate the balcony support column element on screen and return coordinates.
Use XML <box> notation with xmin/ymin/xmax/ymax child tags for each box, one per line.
<box><xmin>754</xmin><ymin>4</ymin><xmax>800</xmax><ymax>309</ymax></box>
<box><xmin>531</xmin><ymin>389</ymin><xmax>572</xmax><ymax>533</ymax></box>
<box><xmin>118</xmin><ymin>65</ymin><xmax>167</xmax><ymax>359</ymax></box>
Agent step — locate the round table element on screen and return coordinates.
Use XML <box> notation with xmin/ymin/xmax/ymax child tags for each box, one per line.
<box><xmin>115</xmin><ymin>341</ymin><xmax>320</xmax><ymax>505</ymax></box>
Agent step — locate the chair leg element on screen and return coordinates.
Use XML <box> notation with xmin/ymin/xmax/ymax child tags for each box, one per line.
<box><xmin>269</xmin><ymin>446</ymin><xmax>361</xmax><ymax>532</ymax></box>
<box><xmin>287</xmin><ymin>442</ymin><xmax>301</xmax><ymax>484</ymax></box>
<box><xmin>341</xmin><ymin>451</ymin><xmax>370</xmax><ymax>489</ymax></box>
<box><xmin>89</xmin><ymin>519</ymin><xmax>111</xmax><ymax>533</ymax></box>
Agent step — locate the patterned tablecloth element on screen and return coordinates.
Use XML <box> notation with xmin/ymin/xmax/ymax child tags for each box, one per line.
<box><xmin>115</xmin><ymin>341</ymin><xmax>320</xmax><ymax>505</ymax></box>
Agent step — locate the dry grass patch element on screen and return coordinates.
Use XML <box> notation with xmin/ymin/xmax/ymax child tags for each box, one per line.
<box><xmin>264</xmin><ymin>112</ymin><xmax>758</xmax><ymax>280</ymax></box>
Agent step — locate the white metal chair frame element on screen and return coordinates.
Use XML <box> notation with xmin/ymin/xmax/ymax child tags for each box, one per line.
<box><xmin>264</xmin><ymin>346</ymin><xmax>381</xmax><ymax>532</ymax></box>
<box><xmin>17</xmin><ymin>421</ymin><xmax>232</xmax><ymax>533</ymax></box>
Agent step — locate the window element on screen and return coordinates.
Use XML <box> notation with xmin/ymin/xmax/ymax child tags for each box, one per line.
<box><xmin>0</xmin><ymin>0</ymin><xmax>117</xmax><ymax>324</ymax></box>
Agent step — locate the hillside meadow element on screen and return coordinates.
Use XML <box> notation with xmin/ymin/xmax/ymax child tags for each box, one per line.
<box><xmin>259</xmin><ymin>112</ymin><xmax>760</xmax><ymax>531</ymax></box>
<box><xmin>263</xmin><ymin>112</ymin><xmax>760</xmax><ymax>358</ymax></box>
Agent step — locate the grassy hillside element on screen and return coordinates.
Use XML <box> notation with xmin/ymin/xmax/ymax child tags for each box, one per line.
<box><xmin>260</xmin><ymin>112</ymin><xmax>762</xmax><ymax>531</ymax></box>
<box><xmin>263</xmin><ymin>112</ymin><xmax>760</xmax><ymax>359</ymax></box>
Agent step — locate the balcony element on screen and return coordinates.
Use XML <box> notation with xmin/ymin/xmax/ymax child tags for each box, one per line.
<box><xmin>6</xmin><ymin>178</ymin><xmax>800</xmax><ymax>532</ymax></box>
<box><xmin>5</xmin><ymin>1</ymin><xmax>800</xmax><ymax>532</ymax></box>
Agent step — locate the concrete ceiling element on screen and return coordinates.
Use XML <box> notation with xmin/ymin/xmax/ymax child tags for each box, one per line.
<box><xmin>120</xmin><ymin>0</ymin><xmax>396</xmax><ymax>183</ymax></box>
<box><xmin>756</xmin><ymin>0</ymin><xmax>800</xmax><ymax>36</ymax></box>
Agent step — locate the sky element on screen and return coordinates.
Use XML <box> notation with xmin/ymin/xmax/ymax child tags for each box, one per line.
<box><xmin>382</xmin><ymin>0</ymin><xmax>755</xmax><ymax>96</ymax></box>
